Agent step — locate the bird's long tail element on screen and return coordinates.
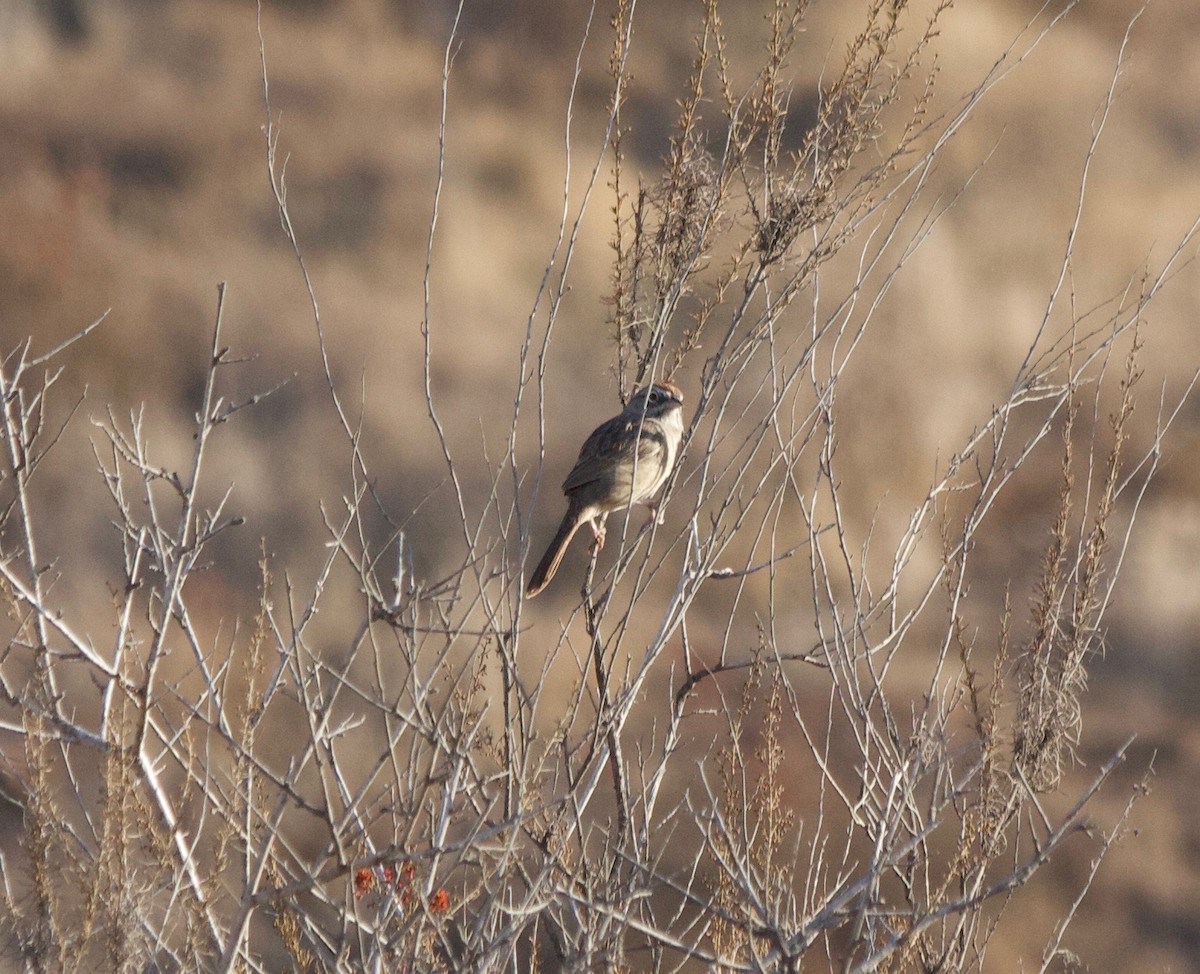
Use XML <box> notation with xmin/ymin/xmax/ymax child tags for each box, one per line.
<box><xmin>525</xmin><ymin>513</ymin><xmax>582</xmax><ymax>597</ymax></box>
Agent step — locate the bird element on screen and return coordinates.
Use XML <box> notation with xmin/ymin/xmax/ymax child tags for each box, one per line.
<box><xmin>526</xmin><ymin>381</ymin><xmax>685</xmax><ymax>598</ymax></box>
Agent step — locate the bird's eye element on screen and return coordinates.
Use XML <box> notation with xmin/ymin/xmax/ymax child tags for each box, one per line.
<box><xmin>650</xmin><ymin>390</ymin><xmax>661</xmax><ymax>402</ymax></box>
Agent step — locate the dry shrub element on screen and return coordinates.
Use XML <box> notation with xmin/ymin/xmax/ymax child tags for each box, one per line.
<box><xmin>0</xmin><ymin>2</ymin><xmax>1193</xmax><ymax>971</ymax></box>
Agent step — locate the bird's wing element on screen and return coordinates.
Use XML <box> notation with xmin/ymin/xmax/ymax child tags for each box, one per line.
<box><xmin>561</xmin><ymin>415</ymin><xmax>664</xmax><ymax>493</ymax></box>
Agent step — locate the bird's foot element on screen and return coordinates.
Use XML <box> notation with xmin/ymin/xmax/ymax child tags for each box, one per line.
<box><xmin>588</xmin><ymin>516</ymin><xmax>607</xmax><ymax>550</ymax></box>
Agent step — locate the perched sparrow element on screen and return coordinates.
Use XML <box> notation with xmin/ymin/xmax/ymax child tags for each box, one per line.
<box><xmin>526</xmin><ymin>381</ymin><xmax>685</xmax><ymax>597</ymax></box>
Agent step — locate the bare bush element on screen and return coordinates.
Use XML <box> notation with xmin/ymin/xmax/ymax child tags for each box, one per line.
<box><xmin>0</xmin><ymin>1</ymin><xmax>1194</xmax><ymax>972</ymax></box>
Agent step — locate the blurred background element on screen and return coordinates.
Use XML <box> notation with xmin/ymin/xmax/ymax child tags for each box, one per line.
<box><xmin>1</xmin><ymin>0</ymin><xmax>1198</xmax><ymax>969</ymax></box>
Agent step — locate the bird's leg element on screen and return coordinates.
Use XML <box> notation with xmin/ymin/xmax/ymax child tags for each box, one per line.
<box><xmin>643</xmin><ymin>495</ymin><xmax>666</xmax><ymax>526</ymax></box>
<box><xmin>587</xmin><ymin>513</ymin><xmax>608</xmax><ymax>550</ymax></box>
